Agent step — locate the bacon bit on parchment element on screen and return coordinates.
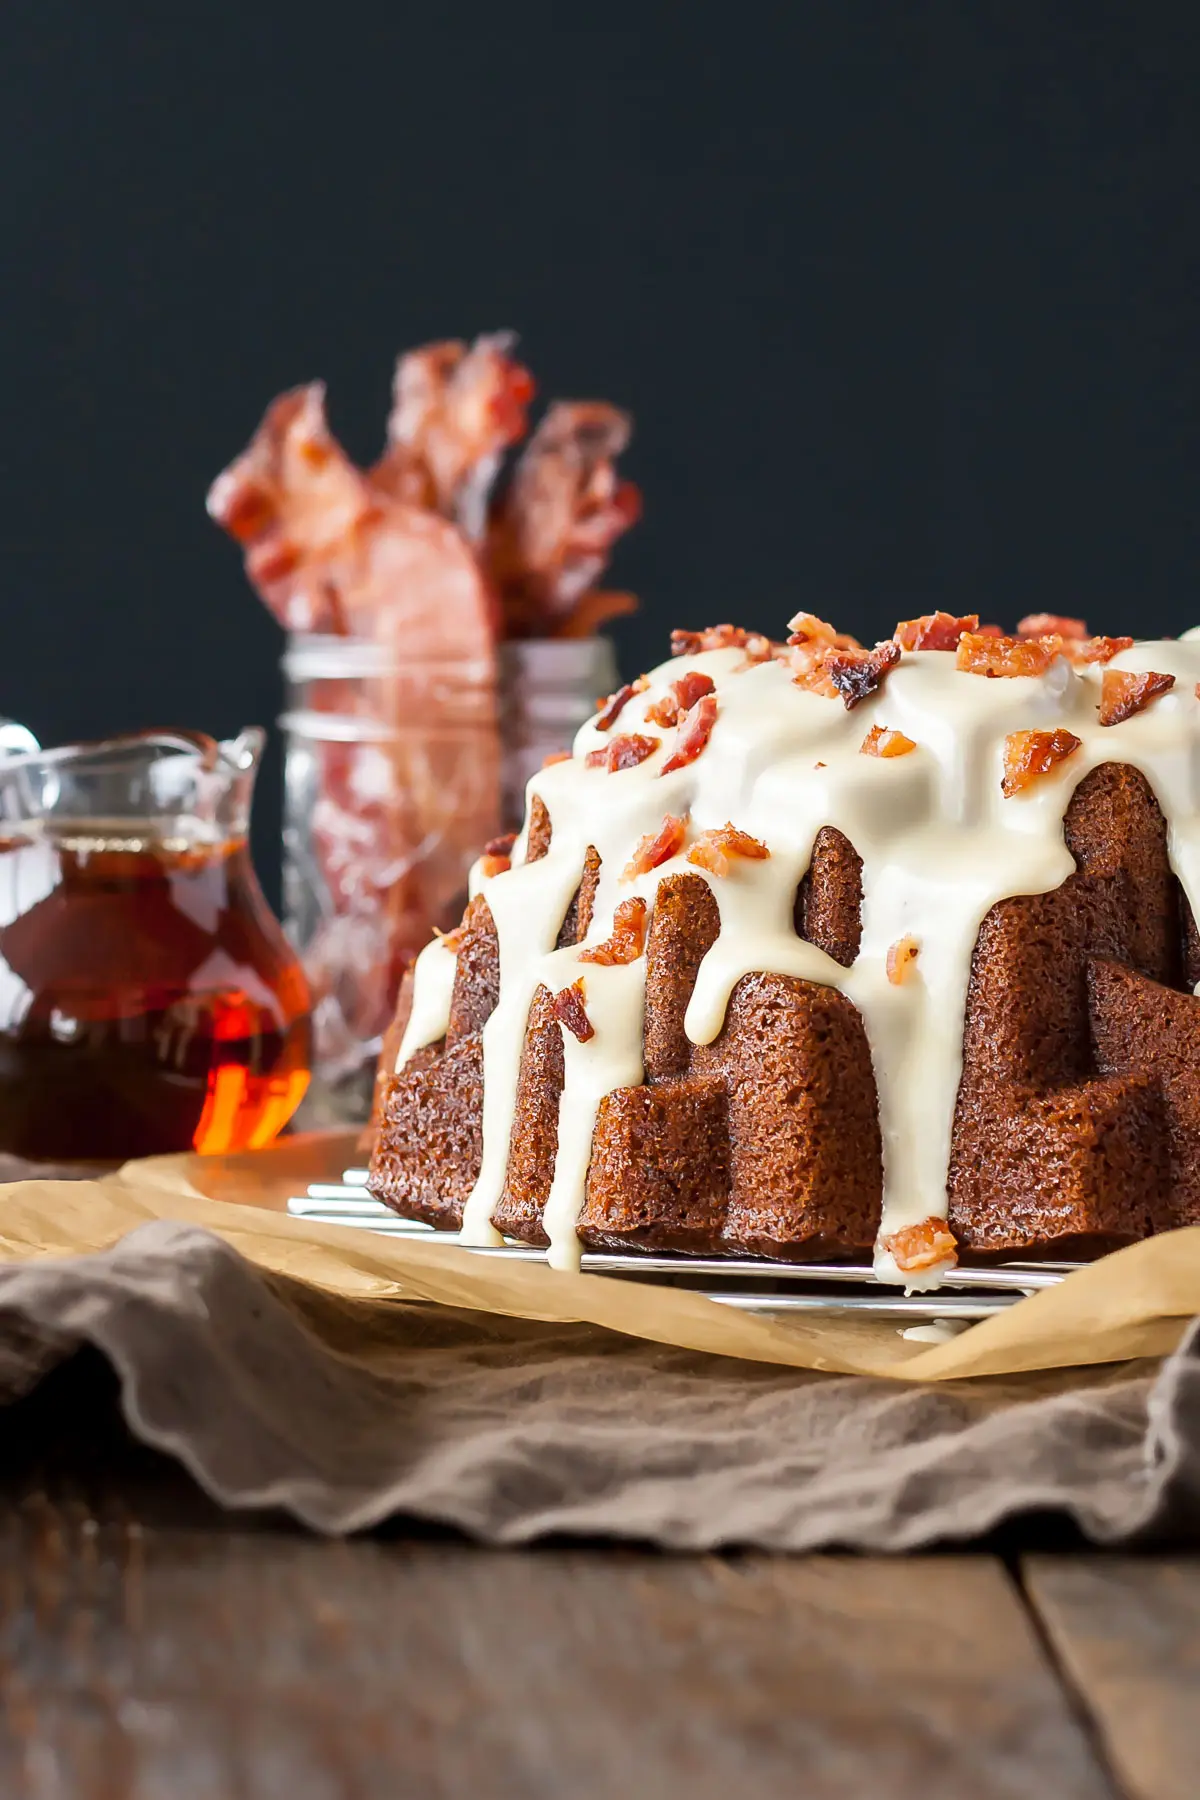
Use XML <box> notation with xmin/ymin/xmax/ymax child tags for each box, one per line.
<box><xmin>1018</xmin><ymin>613</ymin><xmax>1088</xmax><ymax>640</ymax></box>
<box><xmin>957</xmin><ymin>633</ymin><xmax>1063</xmax><ymax>678</ymax></box>
<box><xmin>660</xmin><ymin>692</ymin><xmax>719</xmax><ymax>775</ymax></box>
<box><xmin>1001</xmin><ymin>729</ymin><xmax>1082</xmax><ymax>797</ymax></box>
<box><xmin>884</xmin><ymin>1216</ymin><xmax>959</xmax><ymax>1275</ymax></box>
<box><xmin>1099</xmin><ymin>669</ymin><xmax>1176</xmax><ymax>727</ymax></box>
<box><xmin>623</xmin><ymin>815</ymin><xmax>688</xmax><ymax>880</ymax></box>
<box><xmin>686</xmin><ymin>824</ymin><xmax>771</xmax><ymax>878</ymax></box>
<box><xmin>595</xmin><ymin>674</ymin><xmax>650</xmax><ymax>731</ymax></box>
<box><xmin>893</xmin><ymin>612</ymin><xmax>979</xmax><ymax>652</ymax></box>
<box><xmin>585</xmin><ymin>733</ymin><xmax>661</xmax><ymax>773</ymax></box>
<box><xmin>541</xmin><ymin>750</ymin><xmax>572</xmax><ymax>768</ymax></box>
<box><xmin>578</xmin><ymin>897</ymin><xmax>649</xmax><ymax>966</ymax></box>
<box><xmin>861</xmin><ymin>725</ymin><xmax>917</xmax><ymax>758</ymax></box>
<box><xmin>553</xmin><ymin>978</ymin><xmax>595</xmax><ymax>1042</ymax></box>
<box><xmin>644</xmin><ymin>670</ymin><xmax>717</xmax><ymax>728</ymax></box>
<box><xmin>670</xmin><ymin>624</ymin><xmax>776</xmax><ymax>662</ymax></box>
<box><xmin>886</xmin><ymin>935</ymin><xmax>920</xmax><ymax>985</ymax></box>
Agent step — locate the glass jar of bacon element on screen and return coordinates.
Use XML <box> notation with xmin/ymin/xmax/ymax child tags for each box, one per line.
<box><xmin>279</xmin><ymin>637</ymin><xmax>500</xmax><ymax>1121</ymax></box>
<box><xmin>209</xmin><ymin>329</ymin><xmax>640</xmax><ymax>1123</ymax></box>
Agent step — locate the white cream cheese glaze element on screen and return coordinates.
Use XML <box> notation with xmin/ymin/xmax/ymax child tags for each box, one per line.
<box><xmin>396</xmin><ymin>634</ymin><xmax>1200</xmax><ymax>1279</ymax></box>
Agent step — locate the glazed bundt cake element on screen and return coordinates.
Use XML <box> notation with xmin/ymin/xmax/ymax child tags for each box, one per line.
<box><xmin>368</xmin><ymin>610</ymin><xmax>1200</xmax><ymax>1286</ymax></box>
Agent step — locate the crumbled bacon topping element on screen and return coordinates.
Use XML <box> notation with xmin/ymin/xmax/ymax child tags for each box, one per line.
<box><xmin>660</xmin><ymin>693</ymin><xmax>718</xmax><ymax>775</ymax></box>
<box><xmin>893</xmin><ymin>612</ymin><xmax>978</xmax><ymax>652</ymax></box>
<box><xmin>1001</xmin><ymin>729</ymin><xmax>1082</xmax><ymax>797</ymax></box>
<box><xmin>884</xmin><ymin>1217</ymin><xmax>958</xmax><ymax>1275</ymax></box>
<box><xmin>786</xmin><ymin>613</ymin><xmax>863</xmax><ymax>652</ymax></box>
<box><xmin>644</xmin><ymin>670</ymin><xmax>716</xmax><ymax>728</ymax></box>
<box><xmin>434</xmin><ymin>924</ymin><xmax>467</xmax><ymax>953</ymax></box>
<box><xmin>957</xmin><ymin>633</ymin><xmax>1063</xmax><ymax>678</ymax></box>
<box><xmin>860</xmin><ymin>725</ymin><xmax>917</xmax><ymax>758</ymax></box>
<box><xmin>1061</xmin><ymin>636</ymin><xmax>1134</xmax><ymax>666</ymax></box>
<box><xmin>1099</xmin><ymin>668</ymin><xmax>1175</xmax><ymax>727</ymax></box>
<box><xmin>826</xmin><ymin>641</ymin><xmax>902</xmax><ymax>709</ymax></box>
<box><xmin>578</xmin><ymin>896</ymin><xmax>649</xmax><ymax>965</ymax></box>
<box><xmin>595</xmin><ymin>674</ymin><xmax>650</xmax><ymax>731</ymax></box>
<box><xmin>585</xmin><ymin>733</ymin><xmax>660</xmax><ymax>772</ymax></box>
<box><xmin>480</xmin><ymin>852</ymin><xmax>512</xmax><ymax>878</ymax></box>
<box><xmin>686</xmin><ymin>824</ymin><xmax>770</xmax><ymax>878</ymax></box>
<box><xmin>671</xmin><ymin>624</ymin><xmax>776</xmax><ymax>662</ymax></box>
<box><xmin>886</xmin><ymin>936</ymin><xmax>920</xmax><ymax>984</ymax></box>
<box><xmin>484</xmin><ymin>833</ymin><xmax>517</xmax><ymax>858</ymax></box>
<box><xmin>553</xmin><ymin>979</ymin><xmax>595</xmax><ymax>1042</ymax></box>
<box><xmin>541</xmin><ymin>750</ymin><xmax>572</xmax><ymax>768</ymax></box>
<box><xmin>974</xmin><ymin>623</ymin><xmax>1005</xmax><ymax>638</ymax></box>
<box><xmin>1018</xmin><ymin>613</ymin><xmax>1088</xmax><ymax>640</ymax></box>
<box><xmin>623</xmin><ymin>814</ymin><xmax>688</xmax><ymax>879</ymax></box>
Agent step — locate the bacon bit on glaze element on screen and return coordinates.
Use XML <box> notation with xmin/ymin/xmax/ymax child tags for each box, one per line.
<box><xmin>644</xmin><ymin>670</ymin><xmax>717</xmax><ymax>728</ymax></box>
<box><xmin>1060</xmin><ymin>635</ymin><xmax>1134</xmax><ymax>666</ymax></box>
<box><xmin>1099</xmin><ymin>669</ymin><xmax>1176</xmax><ymax>727</ymax></box>
<box><xmin>1018</xmin><ymin>613</ymin><xmax>1088</xmax><ymax>640</ymax></box>
<box><xmin>484</xmin><ymin>833</ymin><xmax>517</xmax><ymax>858</ymax></box>
<box><xmin>660</xmin><ymin>692</ymin><xmax>719</xmax><ymax>775</ymax></box>
<box><xmin>884</xmin><ymin>1217</ymin><xmax>959</xmax><ymax>1275</ymax></box>
<box><xmin>541</xmin><ymin>749</ymin><xmax>572</xmax><ymax>768</ymax></box>
<box><xmin>578</xmin><ymin>896</ymin><xmax>649</xmax><ymax>965</ymax></box>
<box><xmin>957</xmin><ymin>633</ymin><xmax>1063</xmax><ymax>678</ymax></box>
<box><xmin>975</xmin><ymin>623</ymin><xmax>1005</xmax><ymax>638</ymax></box>
<box><xmin>785</xmin><ymin>612</ymin><xmax>863</xmax><ymax>652</ymax></box>
<box><xmin>480</xmin><ymin>853</ymin><xmax>512</xmax><ymax>878</ymax></box>
<box><xmin>434</xmin><ymin>924</ymin><xmax>468</xmax><ymax>953</ymax></box>
<box><xmin>826</xmin><ymin>641</ymin><xmax>902</xmax><ymax>709</ymax></box>
<box><xmin>623</xmin><ymin>814</ymin><xmax>688</xmax><ymax>879</ymax></box>
<box><xmin>670</xmin><ymin>624</ymin><xmax>776</xmax><ymax>662</ymax></box>
<box><xmin>595</xmin><ymin>674</ymin><xmax>650</xmax><ymax>731</ymax></box>
<box><xmin>860</xmin><ymin>725</ymin><xmax>917</xmax><ymax>758</ymax></box>
<box><xmin>585</xmin><ymin>733</ymin><xmax>661</xmax><ymax>772</ymax></box>
<box><xmin>553</xmin><ymin>978</ymin><xmax>595</xmax><ymax>1042</ymax></box>
<box><xmin>1001</xmin><ymin>729</ymin><xmax>1083</xmax><ymax>797</ymax></box>
<box><xmin>886</xmin><ymin>935</ymin><xmax>920</xmax><ymax>984</ymax></box>
<box><xmin>892</xmin><ymin>612</ymin><xmax>979</xmax><ymax>652</ymax></box>
<box><xmin>686</xmin><ymin>823</ymin><xmax>771</xmax><ymax>879</ymax></box>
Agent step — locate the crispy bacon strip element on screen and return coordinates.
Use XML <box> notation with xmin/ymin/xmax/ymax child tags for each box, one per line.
<box><xmin>860</xmin><ymin>725</ymin><xmax>917</xmax><ymax>758</ymax></box>
<box><xmin>553</xmin><ymin>979</ymin><xmax>595</xmax><ymax>1042</ymax></box>
<box><xmin>1017</xmin><ymin>613</ymin><xmax>1088</xmax><ymax>640</ymax></box>
<box><xmin>660</xmin><ymin>693</ymin><xmax>719</xmax><ymax>775</ymax></box>
<box><xmin>957</xmin><ymin>633</ymin><xmax>1063</xmax><ymax>678</ymax></box>
<box><xmin>595</xmin><ymin>675</ymin><xmax>650</xmax><ymax>732</ymax></box>
<box><xmin>886</xmin><ymin>936</ymin><xmax>920</xmax><ymax>984</ymax></box>
<box><xmin>486</xmin><ymin>401</ymin><xmax>641</xmax><ymax>638</ymax></box>
<box><xmin>1099</xmin><ymin>669</ymin><xmax>1175</xmax><ymax>727</ymax></box>
<box><xmin>686</xmin><ymin>824</ymin><xmax>770</xmax><ymax>878</ymax></box>
<box><xmin>671</xmin><ymin>624</ymin><xmax>777</xmax><ymax>662</ymax></box>
<box><xmin>585</xmin><ymin>733</ymin><xmax>660</xmax><ymax>773</ymax></box>
<box><xmin>893</xmin><ymin>612</ymin><xmax>978</xmax><ymax>652</ymax></box>
<box><xmin>578</xmin><ymin>897</ymin><xmax>649</xmax><ymax>966</ymax></box>
<box><xmin>623</xmin><ymin>815</ymin><xmax>688</xmax><ymax>880</ymax></box>
<box><xmin>370</xmin><ymin>333</ymin><xmax>534</xmax><ymax>535</ymax></box>
<box><xmin>884</xmin><ymin>1217</ymin><xmax>958</xmax><ymax>1274</ymax></box>
<box><xmin>644</xmin><ymin>671</ymin><xmax>716</xmax><ymax>728</ymax></box>
<box><xmin>1002</xmin><ymin>729</ymin><xmax>1082</xmax><ymax>796</ymax></box>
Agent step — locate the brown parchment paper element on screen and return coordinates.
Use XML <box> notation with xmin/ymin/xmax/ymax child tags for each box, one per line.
<box><xmin>0</xmin><ymin>1133</ymin><xmax>1191</xmax><ymax>1381</ymax></box>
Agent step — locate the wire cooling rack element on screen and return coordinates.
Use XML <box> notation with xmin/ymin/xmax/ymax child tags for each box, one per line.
<box><xmin>287</xmin><ymin>1168</ymin><xmax>1080</xmax><ymax>1322</ymax></box>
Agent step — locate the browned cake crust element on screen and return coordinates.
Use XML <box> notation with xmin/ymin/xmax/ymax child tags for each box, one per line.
<box><xmin>369</xmin><ymin>760</ymin><xmax>1200</xmax><ymax>1263</ymax></box>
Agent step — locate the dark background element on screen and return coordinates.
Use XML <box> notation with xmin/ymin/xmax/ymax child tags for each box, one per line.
<box><xmin>2</xmin><ymin>3</ymin><xmax>1197</xmax><ymax>901</ymax></box>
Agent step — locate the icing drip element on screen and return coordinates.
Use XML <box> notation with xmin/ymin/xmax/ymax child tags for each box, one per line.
<box><xmin>397</xmin><ymin>636</ymin><xmax>1200</xmax><ymax>1279</ymax></box>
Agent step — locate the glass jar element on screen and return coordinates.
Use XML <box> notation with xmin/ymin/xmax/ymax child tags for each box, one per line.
<box><xmin>499</xmin><ymin>638</ymin><xmax>618</xmax><ymax>829</ymax></box>
<box><xmin>280</xmin><ymin>638</ymin><xmax>501</xmax><ymax>1123</ymax></box>
<box><xmin>0</xmin><ymin>729</ymin><xmax>311</xmax><ymax>1161</ymax></box>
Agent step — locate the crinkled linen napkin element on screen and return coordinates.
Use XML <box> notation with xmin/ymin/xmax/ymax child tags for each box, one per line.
<box><xmin>0</xmin><ymin>1201</ymin><xmax>1198</xmax><ymax>1547</ymax></box>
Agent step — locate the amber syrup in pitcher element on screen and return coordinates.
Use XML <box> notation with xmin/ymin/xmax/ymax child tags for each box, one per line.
<box><xmin>0</xmin><ymin>825</ymin><xmax>311</xmax><ymax>1160</ymax></box>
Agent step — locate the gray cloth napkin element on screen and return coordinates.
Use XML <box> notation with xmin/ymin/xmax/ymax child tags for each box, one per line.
<box><xmin>0</xmin><ymin>1218</ymin><xmax>1197</xmax><ymax>1545</ymax></box>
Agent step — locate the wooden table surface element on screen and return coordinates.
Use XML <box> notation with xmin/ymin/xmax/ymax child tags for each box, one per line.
<box><xmin>0</xmin><ymin>1352</ymin><xmax>1194</xmax><ymax>1800</ymax></box>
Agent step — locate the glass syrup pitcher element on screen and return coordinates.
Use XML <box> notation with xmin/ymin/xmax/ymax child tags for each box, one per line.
<box><xmin>0</xmin><ymin>728</ymin><xmax>311</xmax><ymax>1161</ymax></box>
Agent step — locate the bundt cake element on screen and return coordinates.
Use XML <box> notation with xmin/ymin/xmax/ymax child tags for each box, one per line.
<box><xmin>368</xmin><ymin>610</ymin><xmax>1200</xmax><ymax>1287</ymax></box>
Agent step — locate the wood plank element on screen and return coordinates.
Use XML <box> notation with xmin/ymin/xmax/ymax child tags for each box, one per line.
<box><xmin>1024</xmin><ymin>1556</ymin><xmax>1200</xmax><ymax>1800</ymax></box>
<box><xmin>0</xmin><ymin>1503</ymin><xmax>1116</xmax><ymax>1800</ymax></box>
